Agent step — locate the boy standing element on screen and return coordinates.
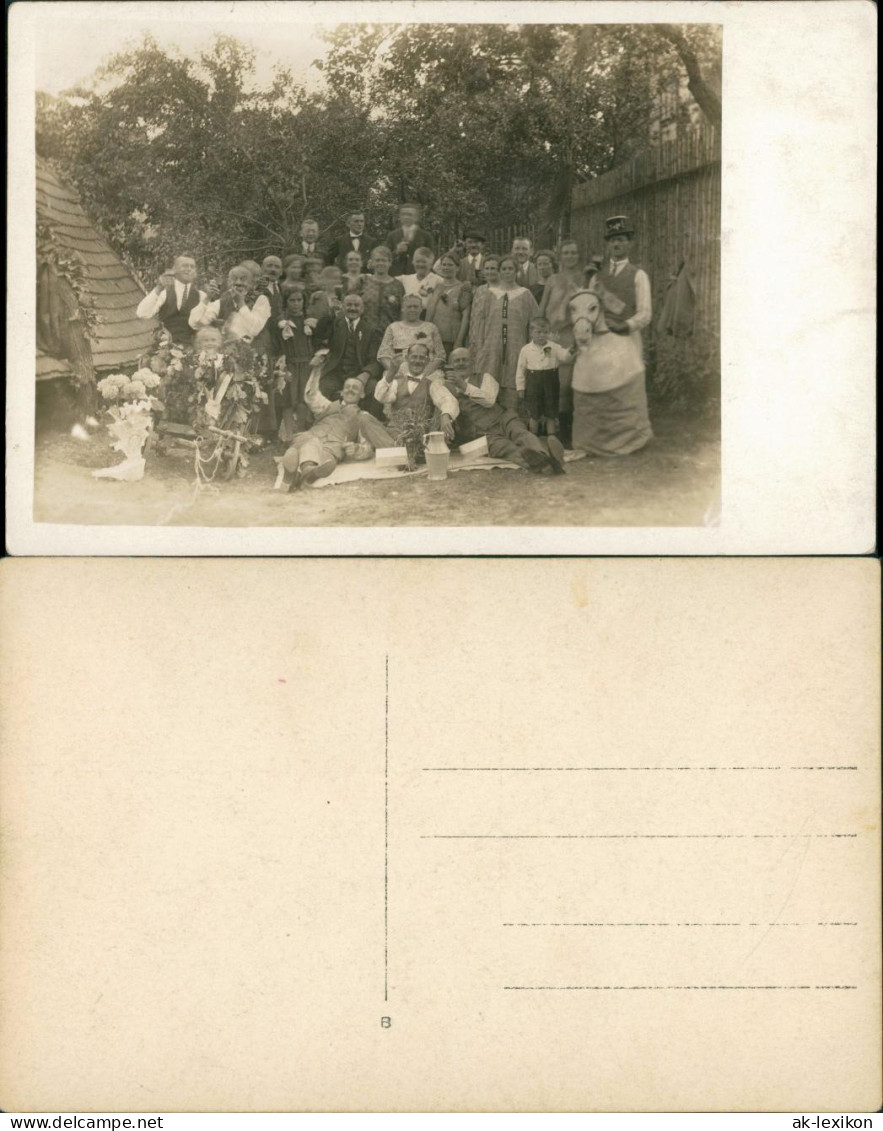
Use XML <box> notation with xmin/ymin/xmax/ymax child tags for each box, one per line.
<box><xmin>515</xmin><ymin>317</ymin><xmax>574</xmax><ymax>438</ymax></box>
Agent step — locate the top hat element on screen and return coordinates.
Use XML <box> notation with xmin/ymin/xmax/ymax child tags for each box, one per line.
<box><xmin>604</xmin><ymin>215</ymin><xmax>634</xmax><ymax>239</ymax></box>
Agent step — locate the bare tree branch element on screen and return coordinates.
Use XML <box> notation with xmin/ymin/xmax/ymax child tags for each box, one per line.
<box><xmin>656</xmin><ymin>25</ymin><xmax>722</xmax><ymax>128</ymax></box>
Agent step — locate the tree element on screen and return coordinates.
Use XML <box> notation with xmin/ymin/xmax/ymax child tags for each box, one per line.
<box><xmin>36</xmin><ymin>35</ymin><xmax>388</xmax><ymax>280</ymax></box>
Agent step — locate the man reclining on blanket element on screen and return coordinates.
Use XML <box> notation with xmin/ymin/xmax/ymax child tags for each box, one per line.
<box><xmin>281</xmin><ymin>364</ymin><xmax>395</xmax><ymax>491</ymax></box>
<box><xmin>443</xmin><ymin>349</ymin><xmax>566</xmax><ymax>475</ymax></box>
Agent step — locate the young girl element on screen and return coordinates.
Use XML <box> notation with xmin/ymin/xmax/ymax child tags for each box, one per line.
<box><xmin>531</xmin><ymin>249</ymin><xmax>557</xmax><ymax>302</ymax></box>
<box><xmin>471</xmin><ymin>256</ymin><xmax>539</xmax><ymax>411</ymax></box>
<box><xmin>277</xmin><ymin>287</ymin><xmax>315</xmax><ymax>436</ymax></box>
<box><xmin>538</xmin><ymin>238</ymin><xmax>585</xmax><ymax>443</ymax></box>
<box><xmin>377</xmin><ymin>293</ymin><xmax>446</xmax><ymax>376</ymax></box>
<box><xmin>342</xmin><ymin>250</ymin><xmax>365</xmax><ymax>295</ymax></box>
<box><xmin>425</xmin><ymin>252</ymin><xmax>472</xmax><ymax>356</ymax></box>
<box><xmin>360</xmin><ymin>245</ymin><xmax>405</xmax><ymax>333</ymax></box>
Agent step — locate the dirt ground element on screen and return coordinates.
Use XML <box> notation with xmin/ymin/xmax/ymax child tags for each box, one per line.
<box><xmin>32</xmin><ymin>407</ymin><xmax>720</xmax><ymax>529</ymax></box>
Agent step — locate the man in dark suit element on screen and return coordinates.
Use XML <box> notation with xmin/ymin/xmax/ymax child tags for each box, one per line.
<box><xmin>511</xmin><ymin>235</ymin><xmax>539</xmax><ymax>287</ymax></box>
<box><xmin>314</xmin><ymin>293</ymin><xmax>384</xmax><ymax>418</ymax></box>
<box><xmin>384</xmin><ymin>203</ymin><xmax>435</xmax><ymax>277</ymax></box>
<box><xmin>325</xmin><ymin>211</ymin><xmax>379</xmax><ymax>270</ymax></box>
<box><xmin>296</xmin><ymin>217</ymin><xmax>325</xmax><ymax>260</ymax></box>
<box><xmin>458</xmin><ymin>231</ymin><xmax>487</xmax><ymax>284</ymax></box>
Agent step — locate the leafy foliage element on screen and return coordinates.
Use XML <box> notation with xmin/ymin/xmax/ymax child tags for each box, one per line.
<box><xmin>36</xmin><ymin>218</ymin><xmax>100</xmax><ymax>339</ymax></box>
<box><xmin>36</xmin><ymin>25</ymin><xmax>721</xmax><ymax>278</ymax></box>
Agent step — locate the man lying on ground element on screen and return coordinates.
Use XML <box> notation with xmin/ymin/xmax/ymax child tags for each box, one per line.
<box><xmin>280</xmin><ymin>366</ymin><xmax>394</xmax><ymax>491</ymax></box>
<box><xmin>442</xmin><ymin>348</ymin><xmax>566</xmax><ymax>475</ymax></box>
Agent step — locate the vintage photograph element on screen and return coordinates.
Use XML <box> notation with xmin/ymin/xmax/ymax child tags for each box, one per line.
<box><xmin>31</xmin><ymin>9</ymin><xmax>721</xmax><ymax>529</ymax></box>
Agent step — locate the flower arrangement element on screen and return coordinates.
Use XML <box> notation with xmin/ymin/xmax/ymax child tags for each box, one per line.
<box><xmin>92</xmin><ymin>369</ymin><xmax>163</xmax><ymax>482</ymax></box>
<box><xmin>96</xmin><ymin>368</ymin><xmax>161</xmax><ymax>403</ymax></box>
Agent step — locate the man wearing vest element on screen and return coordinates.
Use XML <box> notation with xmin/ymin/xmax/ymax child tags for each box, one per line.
<box><xmin>136</xmin><ymin>255</ymin><xmax>205</xmax><ymax>345</ymax></box>
<box><xmin>442</xmin><ymin>348</ymin><xmax>566</xmax><ymax>475</ymax></box>
<box><xmin>578</xmin><ymin>215</ymin><xmax>653</xmax><ymax>455</ymax></box>
<box><xmin>313</xmin><ymin>293</ymin><xmax>384</xmax><ymax>418</ymax></box>
<box><xmin>373</xmin><ymin>342</ymin><xmax>459</xmax><ymax>443</ymax></box>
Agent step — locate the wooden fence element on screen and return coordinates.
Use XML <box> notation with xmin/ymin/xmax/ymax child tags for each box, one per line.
<box><xmin>570</xmin><ymin>125</ymin><xmax>721</xmax><ymax>407</ymax></box>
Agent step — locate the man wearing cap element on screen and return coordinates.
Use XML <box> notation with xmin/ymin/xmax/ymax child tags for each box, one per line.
<box><xmin>457</xmin><ymin>232</ymin><xmax>487</xmax><ymax>284</ymax></box>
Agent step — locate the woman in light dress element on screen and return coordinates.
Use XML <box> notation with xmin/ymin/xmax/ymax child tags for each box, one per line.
<box><xmin>469</xmin><ymin>256</ymin><xmax>539</xmax><ymax>410</ymax></box>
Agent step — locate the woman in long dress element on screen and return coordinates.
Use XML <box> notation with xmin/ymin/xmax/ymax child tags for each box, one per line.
<box><xmin>425</xmin><ymin>251</ymin><xmax>472</xmax><ymax>356</ymax></box>
<box><xmin>538</xmin><ymin>238</ymin><xmax>585</xmax><ymax>442</ymax></box>
<box><xmin>470</xmin><ymin>256</ymin><xmax>539</xmax><ymax>411</ymax></box>
<box><xmin>467</xmin><ymin>255</ymin><xmax>499</xmax><ymax>374</ymax></box>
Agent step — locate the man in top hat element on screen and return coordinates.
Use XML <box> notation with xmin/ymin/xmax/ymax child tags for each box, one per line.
<box><xmin>589</xmin><ymin>216</ymin><xmax>651</xmax><ymax>339</ymax></box>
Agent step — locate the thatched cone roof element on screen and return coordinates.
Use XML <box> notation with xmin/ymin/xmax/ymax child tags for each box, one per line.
<box><xmin>36</xmin><ymin>157</ymin><xmax>157</xmax><ymax>375</ymax></box>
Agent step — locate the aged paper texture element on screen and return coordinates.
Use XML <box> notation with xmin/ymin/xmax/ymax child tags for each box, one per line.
<box><xmin>0</xmin><ymin>558</ymin><xmax>879</xmax><ymax>1111</ymax></box>
<box><xmin>5</xmin><ymin>0</ymin><xmax>877</xmax><ymax>555</ymax></box>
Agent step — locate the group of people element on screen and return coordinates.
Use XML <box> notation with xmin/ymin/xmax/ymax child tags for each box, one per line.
<box><xmin>136</xmin><ymin>204</ymin><xmax>653</xmax><ymax>489</ymax></box>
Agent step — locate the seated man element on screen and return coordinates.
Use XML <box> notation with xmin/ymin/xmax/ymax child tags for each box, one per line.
<box><xmin>313</xmin><ymin>292</ymin><xmax>384</xmax><ymax>417</ymax></box>
<box><xmin>374</xmin><ymin>341</ymin><xmax>458</xmax><ymax>449</ymax></box>
<box><xmin>188</xmin><ymin>265</ymin><xmax>271</xmax><ymax>341</ymax></box>
<box><xmin>442</xmin><ymin>348</ymin><xmax>566</xmax><ymax>475</ymax></box>
<box><xmin>280</xmin><ymin>365</ymin><xmax>394</xmax><ymax>491</ymax></box>
<box><xmin>136</xmin><ymin>254</ymin><xmax>206</xmax><ymax>345</ymax></box>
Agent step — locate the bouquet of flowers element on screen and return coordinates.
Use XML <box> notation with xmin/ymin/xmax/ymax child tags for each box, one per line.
<box><xmin>92</xmin><ymin>368</ymin><xmax>163</xmax><ymax>482</ymax></box>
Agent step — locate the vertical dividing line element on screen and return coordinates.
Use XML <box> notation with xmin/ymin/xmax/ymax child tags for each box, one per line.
<box><xmin>384</xmin><ymin>653</ymin><xmax>389</xmax><ymax>1002</ymax></box>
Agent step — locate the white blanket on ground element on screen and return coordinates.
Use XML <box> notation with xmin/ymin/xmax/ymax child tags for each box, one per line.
<box><xmin>273</xmin><ymin>450</ymin><xmax>586</xmax><ymax>490</ymax></box>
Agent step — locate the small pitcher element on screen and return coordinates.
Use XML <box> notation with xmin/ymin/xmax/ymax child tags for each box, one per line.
<box><xmin>423</xmin><ymin>430</ymin><xmax>450</xmax><ymax>481</ymax></box>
